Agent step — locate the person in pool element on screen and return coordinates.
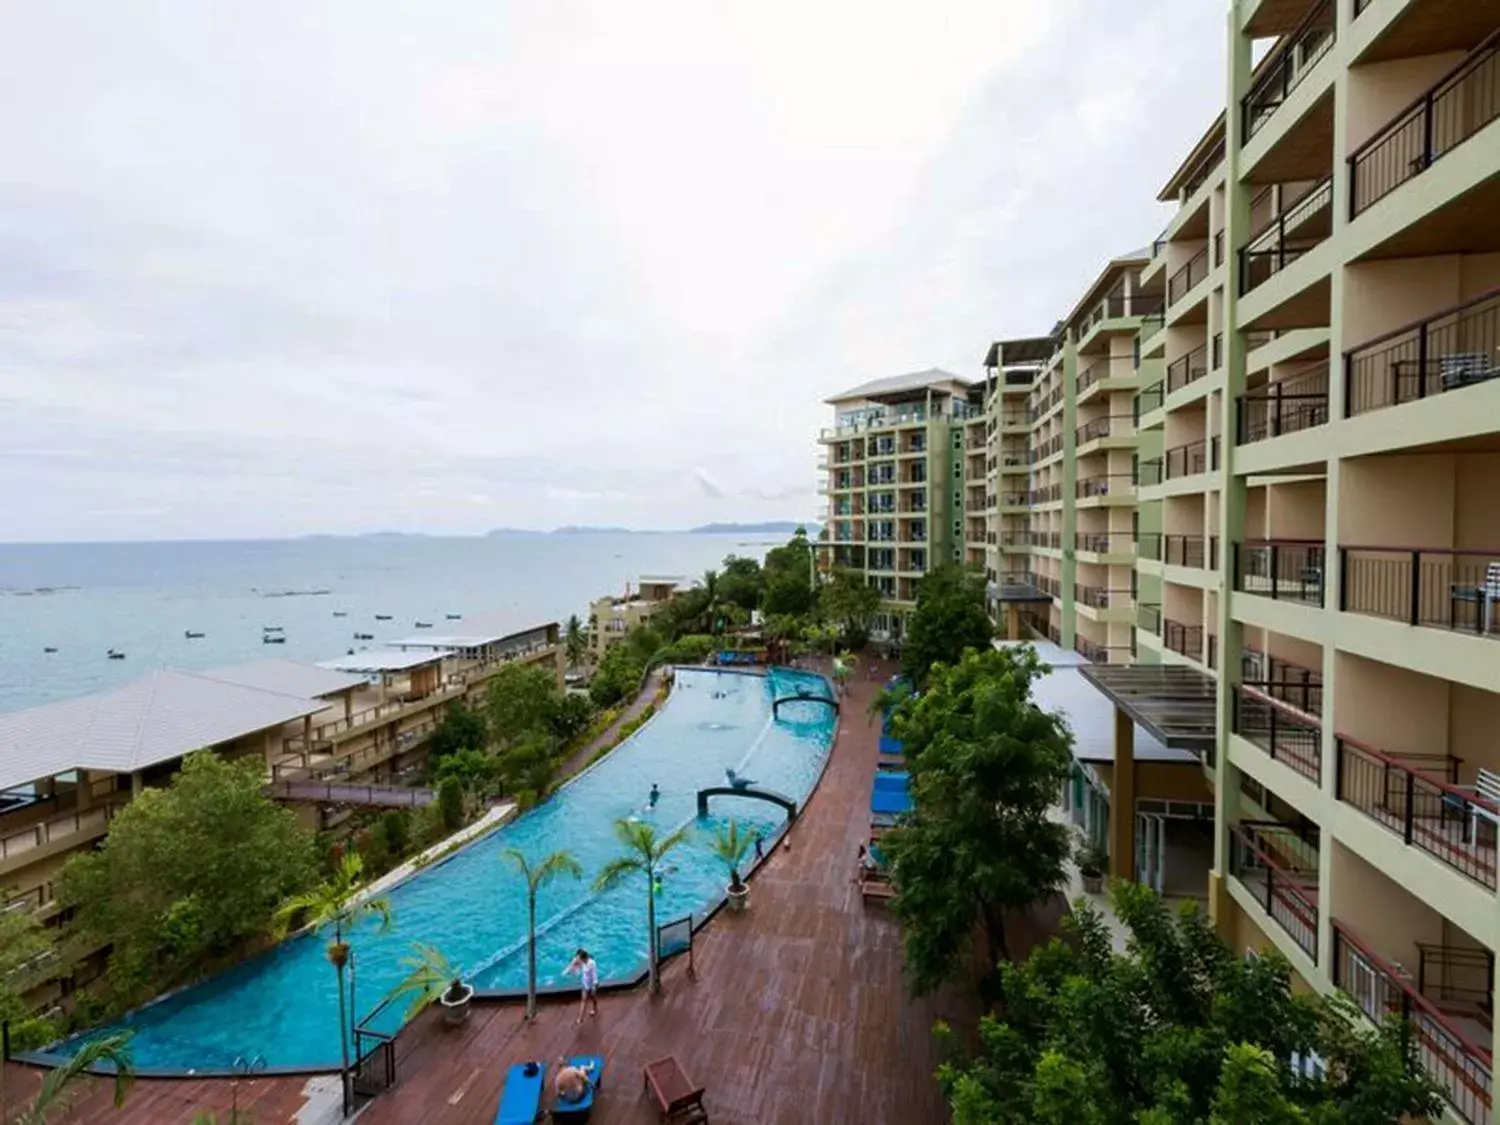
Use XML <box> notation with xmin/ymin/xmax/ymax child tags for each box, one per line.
<box><xmin>563</xmin><ymin>948</ymin><xmax>599</xmax><ymax>1024</ymax></box>
<box><xmin>648</xmin><ymin>782</ymin><xmax>660</xmax><ymax>809</ymax></box>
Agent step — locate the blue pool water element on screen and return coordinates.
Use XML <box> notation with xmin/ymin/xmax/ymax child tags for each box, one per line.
<box><xmin>66</xmin><ymin>666</ymin><xmax>835</xmax><ymax>1072</ymax></box>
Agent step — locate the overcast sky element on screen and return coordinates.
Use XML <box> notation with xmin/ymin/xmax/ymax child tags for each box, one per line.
<box><xmin>0</xmin><ymin>1</ymin><xmax>1228</xmax><ymax>542</ymax></box>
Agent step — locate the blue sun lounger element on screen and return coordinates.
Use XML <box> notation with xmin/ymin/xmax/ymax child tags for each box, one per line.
<box><xmin>553</xmin><ymin>1054</ymin><xmax>606</xmax><ymax>1121</ymax></box>
<box><xmin>496</xmin><ymin>1061</ymin><xmax>546</xmax><ymax>1125</ymax></box>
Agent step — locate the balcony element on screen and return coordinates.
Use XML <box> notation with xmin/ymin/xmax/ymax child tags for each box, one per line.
<box><xmin>1136</xmin><ymin>533</ymin><xmax>1162</xmax><ymax>563</ymax></box>
<box><xmin>1235</xmin><ymin>540</ymin><xmax>1325</xmax><ymax>606</ymax></box>
<box><xmin>1236</xmin><ymin>363</ymin><xmax>1330</xmax><ymax>443</ymax></box>
<box><xmin>1162</xmin><ymin>618</ymin><xmax>1203</xmax><ymax>660</ymax></box>
<box><xmin>1233</xmin><ymin>685</ymin><xmax>1321</xmax><ymax>783</ymax></box>
<box><xmin>1031</xmin><ymin>483</ymin><xmax>1063</xmax><ymax>505</ymax></box>
<box><xmin>1075</xmin><ymin>415</ymin><xmax>1133</xmax><ymax>448</ymax></box>
<box><xmin>1349</xmin><ymin>34</ymin><xmax>1500</xmax><ymax>219</ymax></box>
<box><xmin>1136</xmin><ymin>457</ymin><xmax>1164</xmax><ymax>487</ymax></box>
<box><xmin>1229</xmin><ymin>822</ymin><xmax>1320</xmax><ymax>962</ymax></box>
<box><xmin>1138</xmin><ymin>602</ymin><xmax>1162</xmax><ymax>635</ymax></box>
<box><xmin>1076</xmin><ymin>360</ymin><xmax>1113</xmax><ymax>397</ymax></box>
<box><xmin>1344</xmin><ymin>290</ymin><xmax>1500</xmax><ymax>417</ymax></box>
<box><xmin>1166</xmin><ymin>343</ymin><xmax>1209</xmax><ymax>394</ymax></box>
<box><xmin>1135</xmin><ymin>379</ymin><xmax>1164</xmax><ymax>424</ymax></box>
<box><xmin>1240</xmin><ymin>0</ymin><xmax>1335</xmax><ymax>142</ymax></box>
<box><xmin>0</xmin><ymin>799</ymin><xmax>127</xmax><ymax>875</ymax></box>
<box><xmin>1075</xmin><ymin>474</ymin><xmax>1134</xmax><ymax>503</ymax></box>
<box><xmin>1074</xmin><ymin>584</ymin><xmax>1132</xmax><ymax>611</ymax></box>
<box><xmin>999</xmin><ymin>491</ymin><xmax>1030</xmax><ymax>509</ymax></box>
<box><xmin>1244</xmin><ymin>649</ymin><xmax>1323</xmax><ymax>716</ymax></box>
<box><xmin>1167</xmin><ymin>247</ymin><xmax>1209</xmax><ymax>307</ymax></box>
<box><xmin>1164</xmin><ymin>436</ymin><xmax>1220</xmax><ymax>480</ymax></box>
<box><xmin>1029</xmin><ymin>530</ymin><xmax>1062</xmax><ymax>550</ymax></box>
<box><xmin>1340</xmin><ymin>547</ymin><xmax>1500</xmax><ymax>640</ymax></box>
<box><xmin>1336</xmin><ymin>734</ymin><xmax>1493</xmax><ymax>889</ymax></box>
<box><xmin>1162</xmin><ymin>534</ymin><xmax>1220</xmax><ymax>570</ymax></box>
<box><xmin>1332</xmin><ymin>922</ymin><xmax>1493</xmax><ymax>1125</ymax></box>
<box><xmin>1075</xmin><ymin>531</ymin><xmax>1134</xmax><ymax>556</ymax></box>
<box><xmin>1238</xmin><ymin>177</ymin><xmax>1333</xmax><ymax>295</ymax></box>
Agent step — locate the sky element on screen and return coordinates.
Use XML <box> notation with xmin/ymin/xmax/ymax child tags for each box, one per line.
<box><xmin>0</xmin><ymin>0</ymin><xmax>1230</xmax><ymax>542</ymax></box>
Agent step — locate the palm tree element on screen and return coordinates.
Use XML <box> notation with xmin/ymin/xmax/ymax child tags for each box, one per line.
<box><xmin>564</xmin><ymin>614</ymin><xmax>588</xmax><ymax>669</ymax></box>
<box><xmin>17</xmin><ymin>1031</ymin><xmax>134</xmax><ymax>1124</ymax></box>
<box><xmin>708</xmin><ymin>818</ymin><xmax>754</xmax><ymax>894</ymax></box>
<box><xmin>503</xmin><ymin>847</ymin><xmax>583</xmax><ymax>1019</ymax></box>
<box><xmin>271</xmin><ymin>854</ymin><xmax>392</xmax><ymax>1091</ymax></box>
<box><xmin>594</xmin><ymin>819</ymin><xmax>689</xmax><ymax>994</ymax></box>
<box><xmin>701</xmin><ymin>569</ymin><xmax>720</xmax><ymax>634</ymax></box>
<box><xmin>383</xmin><ymin>941</ymin><xmax>462</xmax><ymax>1021</ymax></box>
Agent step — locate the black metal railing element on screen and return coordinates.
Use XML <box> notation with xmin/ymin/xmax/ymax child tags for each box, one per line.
<box><xmin>1029</xmin><ymin>530</ymin><xmax>1063</xmax><ymax>550</ymax></box>
<box><xmin>1237</xmin><ymin>363</ymin><xmax>1331</xmax><ymax>443</ymax></box>
<box><xmin>1230</xmin><ymin>823</ymin><xmax>1319</xmax><ymax>961</ymax></box>
<box><xmin>1136</xmin><ymin>532</ymin><xmax>1162</xmax><ymax>562</ymax></box>
<box><xmin>1163</xmin><ymin>534</ymin><xmax>1220</xmax><ymax>569</ymax></box>
<box><xmin>1163</xmin><ymin>618</ymin><xmax>1204</xmax><ymax>660</ymax></box>
<box><xmin>1236</xmin><ymin>540</ymin><xmax>1325</xmax><ymax>605</ymax></box>
<box><xmin>1242</xmin><ymin>0</ymin><xmax>1336</xmax><ymax>141</ymax></box>
<box><xmin>1417</xmin><ymin>943</ymin><xmax>1495</xmax><ymax>1033</ymax></box>
<box><xmin>1076</xmin><ymin>361</ymin><xmax>1113</xmax><ymax>395</ymax></box>
<box><xmin>1336</xmin><ymin>735</ymin><xmax>1491</xmax><ymax>889</ymax></box>
<box><xmin>1164</xmin><ymin>436</ymin><xmax>1220</xmax><ymax>479</ymax></box>
<box><xmin>1075</xmin><ymin>532</ymin><xmax>1132</xmax><ymax>554</ymax></box>
<box><xmin>1233</xmin><ymin>687</ymin><xmax>1322</xmax><ymax>783</ymax></box>
<box><xmin>1135</xmin><ymin>380</ymin><xmax>1165</xmax><ymax>423</ymax></box>
<box><xmin>1138</xmin><ymin>602</ymin><xmax>1162</xmax><ymax>634</ymax></box>
<box><xmin>1345</xmin><ymin>290</ymin><xmax>1500</xmax><ymax>416</ymax></box>
<box><xmin>1168</xmin><ymin>247</ymin><xmax>1210</xmax><ymax>306</ymax></box>
<box><xmin>1334</xmin><ymin>922</ymin><xmax>1493</xmax><ymax>1125</ymax></box>
<box><xmin>1240</xmin><ymin>177</ymin><xmax>1333</xmax><ymax>294</ymax></box>
<box><xmin>1138</xmin><ymin>309</ymin><xmax>1165</xmax><ymax>343</ymax></box>
<box><xmin>1076</xmin><ymin>415</ymin><xmax>1132</xmax><ymax>445</ymax></box>
<box><xmin>1135</xmin><ymin>457</ymin><xmax>1164</xmax><ymax>487</ymax></box>
<box><xmin>1245</xmin><ymin>650</ymin><xmax>1323</xmax><ymax>716</ymax></box>
<box><xmin>1211</xmin><ymin>332</ymin><xmax>1224</xmax><ymax>371</ymax></box>
<box><xmin>1340</xmin><ymin>547</ymin><xmax>1500</xmax><ymax>636</ymax></box>
<box><xmin>1076</xmin><ymin>474</ymin><xmax>1133</xmax><ymax>500</ymax></box>
<box><xmin>1166</xmin><ymin>343</ymin><xmax>1209</xmax><ymax>392</ymax></box>
<box><xmin>1075</xmin><ymin>584</ymin><xmax>1132</xmax><ymax>610</ymax></box>
<box><xmin>1350</xmin><ymin>32</ymin><xmax>1500</xmax><ymax>218</ymax></box>
<box><xmin>1182</xmin><ymin>134</ymin><xmax>1227</xmax><ymax>199</ymax></box>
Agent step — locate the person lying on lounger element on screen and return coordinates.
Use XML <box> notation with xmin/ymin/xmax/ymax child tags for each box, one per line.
<box><xmin>555</xmin><ymin>1058</ymin><xmax>597</xmax><ymax>1102</ymax></box>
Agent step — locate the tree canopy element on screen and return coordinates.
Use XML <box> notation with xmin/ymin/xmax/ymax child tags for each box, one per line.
<box><xmin>818</xmin><ymin>566</ymin><xmax>882</xmax><ymax>647</ymax></box>
<box><xmin>716</xmin><ymin>555</ymin><xmax>764</xmax><ymax>613</ymax></box>
<box><xmin>61</xmin><ymin>753</ymin><xmax>317</xmax><ymax>1007</ymax></box>
<box><xmin>881</xmin><ymin>644</ymin><xmax>1072</xmax><ymax>991</ymax></box>
<box><xmin>0</xmin><ymin>895</ymin><xmax>54</xmax><ymax>1049</ymax></box>
<box><xmin>762</xmin><ymin>528</ymin><xmax>816</xmax><ymax>617</ymax></box>
<box><xmin>485</xmin><ymin>663</ymin><xmax>564</xmax><ymax>746</ymax></box>
<box><xmin>937</xmin><ymin>882</ymin><xmax>1443</xmax><ymax>1125</ymax></box>
<box><xmin>900</xmin><ymin>564</ymin><xmax>993</xmax><ymax>685</ymax></box>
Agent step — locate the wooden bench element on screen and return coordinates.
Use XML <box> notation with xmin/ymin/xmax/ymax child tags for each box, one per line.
<box><xmin>861</xmin><ymin>877</ymin><xmax>895</xmax><ymax>902</ymax></box>
<box><xmin>643</xmin><ymin>1055</ymin><xmax>708</xmax><ymax>1124</ymax></box>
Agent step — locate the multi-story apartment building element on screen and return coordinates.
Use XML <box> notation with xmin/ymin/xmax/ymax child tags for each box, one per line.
<box><xmin>588</xmin><ymin>576</ymin><xmax>683</xmax><ymax>662</ymax></box>
<box><xmin>818</xmin><ymin>369</ymin><xmax>985</xmax><ymax>642</ymax></box>
<box><xmin>982</xmin><ymin>337</ymin><xmax>1050</xmax><ymax>636</ymax></box>
<box><xmin>0</xmin><ymin>619</ymin><xmax>561</xmax><ymax>1017</ymax></box>
<box><xmin>1071</xmin><ymin>3</ymin><xmax>1500</xmax><ymax>1121</ymax></box>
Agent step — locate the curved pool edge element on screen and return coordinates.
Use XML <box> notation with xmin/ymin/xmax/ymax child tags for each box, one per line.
<box><xmin>15</xmin><ymin>664</ymin><xmax>839</xmax><ymax>1080</ymax></box>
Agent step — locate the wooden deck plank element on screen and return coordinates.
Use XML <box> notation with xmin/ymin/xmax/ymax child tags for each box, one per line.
<box><xmin>7</xmin><ymin>658</ymin><xmax>1022</xmax><ymax>1125</ymax></box>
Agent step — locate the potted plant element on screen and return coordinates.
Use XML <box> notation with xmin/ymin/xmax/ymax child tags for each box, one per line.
<box><xmin>383</xmin><ymin>941</ymin><xmax>471</xmax><ymax>1027</ymax></box>
<box><xmin>708</xmin><ymin>818</ymin><xmax>755</xmax><ymax>913</ymax></box>
<box><xmin>1076</xmin><ymin>835</ymin><xmax>1109</xmax><ymax>895</ymax></box>
<box><xmin>439</xmin><ymin>977</ymin><xmax>476</xmax><ymax>1026</ymax></box>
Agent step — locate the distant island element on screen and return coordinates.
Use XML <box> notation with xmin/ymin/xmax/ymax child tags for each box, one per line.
<box><xmin>688</xmin><ymin>521</ymin><xmax>814</xmax><ymax>535</ymax></box>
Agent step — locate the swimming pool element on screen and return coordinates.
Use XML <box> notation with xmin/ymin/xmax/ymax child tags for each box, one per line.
<box><xmin>50</xmin><ymin>666</ymin><xmax>835</xmax><ymax>1073</ymax></box>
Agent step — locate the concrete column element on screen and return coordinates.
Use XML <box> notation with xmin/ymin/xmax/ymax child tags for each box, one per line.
<box><xmin>75</xmin><ymin>769</ymin><xmax>93</xmax><ymax>811</ymax></box>
<box><xmin>1110</xmin><ymin>705</ymin><xmax>1136</xmax><ymax>881</ymax></box>
<box><xmin>1061</xmin><ymin>340</ymin><xmax>1079</xmax><ymax>650</ymax></box>
<box><xmin>130</xmin><ymin>770</ymin><xmax>143</xmax><ymax>797</ymax></box>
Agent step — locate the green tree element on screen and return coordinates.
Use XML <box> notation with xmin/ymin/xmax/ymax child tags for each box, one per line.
<box><xmin>881</xmin><ymin>645</ymin><xmax>1071</xmax><ymax>989</ymax></box>
<box><xmin>900</xmin><ymin>564</ymin><xmax>993</xmax><ymax>686</ymax></box>
<box><xmin>433</xmin><ymin>747</ymin><xmax>499</xmax><ymax>796</ymax></box>
<box><xmin>378</xmin><ymin>809</ymin><xmax>410</xmax><ymax>858</ymax></box>
<box><xmin>14</xmin><ymin>1031</ymin><xmax>135</xmax><ymax>1125</ymax></box>
<box><xmin>589</xmin><ymin>642</ymin><xmax>644</xmax><ymax>709</ymax></box>
<box><xmin>564</xmin><ymin>613</ymin><xmax>588</xmax><ymax>668</ymax></box>
<box><xmin>502</xmin><ymin>848</ymin><xmax>583</xmax><ymax>1019</ymax></box>
<box><xmin>699</xmin><ymin>569</ymin><xmax>721</xmax><ymax>633</ymax></box>
<box><xmin>717</xmin><ymin>555</ymin><xmax>764</xmax><ymax>613</ymax></box>
<box><xmin>0</xmin><ymin>894</ymin><xmax>54</xmax><ymax>1051</ymax></box>
<box><xmin>594</xmin><ymin>819</ymin><xmax>689</xmax><ymax>994</ymax></box>
<box><xmin>485</xmin><ymin>663</ymin><xmax>563</xmax><ymax>746</ymax></box>
<box><xmin>437</xmin><ymin>776</ymin><xmax>465</xmax><ymax>831</ymax></box>
<box><xmin>818</xmin><ymin>567</ymin><xmax>881</xmax><ymax>647</ymax></box>
<box><xmin>61</xmin><ymin>753</ymin><xmax>316</xmax><ymax>1004</ymax></box>
<box><xmin>762</xmin><ymin>529</ymin><xmax>815</xmax><ymax>617</ymax></box>
<box><xmin>935</xmin><ymin>883</ymin><xmax>1443</xmax><ymax>1124</ymax></box>
<box><xmin>271</xmin><ymin>854</ymin><xmax>392</xmax><ymax>1094</ymax></box>
<box><xmin>549</xmin><ymin>692</ymin><xmax>595</xmax><ymax>744</ymax></box>
<box><xmin>427</xmin><ymin>702</ymin><xmax>489</xmax><ymax>766</ymax></box>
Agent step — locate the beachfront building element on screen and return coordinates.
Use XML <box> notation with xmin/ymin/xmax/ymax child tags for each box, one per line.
<box><xmin>818</xmin><ymin>369</ymin><xmax>985</xmax><ymax>644</ymax></box>
<box><xmin>1069</xmin><ymin>3</ymin><xmax>1500</xmax><ymax>1120</ymax></box>
<box><xmin>587</xmin><ymin>577</ymin><xmax>684</xmax><ymax>662</ymax></box>
<box><xmin>0</xmin><ymin>619</ymin><xmax>560</xmax><ymax>1015</ymax></box>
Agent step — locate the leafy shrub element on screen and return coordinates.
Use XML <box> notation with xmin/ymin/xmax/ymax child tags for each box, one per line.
<box><xmin>437</xmin><ymin>777</ymin><xmax>465</xmax><ymax>832</ymax></box>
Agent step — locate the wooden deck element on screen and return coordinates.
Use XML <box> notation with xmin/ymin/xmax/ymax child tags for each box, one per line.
<box><xmin>6</xmin><ymin>658</ymin><xmax>1065</xmax><ymax>1125</ymax></box>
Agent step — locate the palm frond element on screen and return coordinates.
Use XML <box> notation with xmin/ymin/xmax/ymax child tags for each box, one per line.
<box><xmin>26</xmin><ymin>1031</ymin><xmax>135</xmax><ymax>1122</ymax></box>
<box><xmin>384</xmin><ymin>941</ymin><xmax>459</xmax><ymax>1021</ymax></box>
<box><xmin>593</xmin><ymin>855</ymin><xmax>647</xmax><ymax>892</ymax></box>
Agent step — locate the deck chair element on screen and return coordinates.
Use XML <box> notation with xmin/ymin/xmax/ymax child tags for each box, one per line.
<box><xmin>553</xmin><ymin>1055</ymin><xmax>605</xmax><ymax>1122</ymax></box>
<box><xmin>496</xmin><ymin>1061</ymin><xmax>546</xmax><ymax>1125</ymax></box>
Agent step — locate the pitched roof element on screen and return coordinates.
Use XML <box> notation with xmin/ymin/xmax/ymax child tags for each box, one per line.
<box><xmin>196</xmin><ymin>659</ymin><xmax>367</xmax><ymax>700</ymax></box>
<box><xmin>318</xmin><ymin>649</ymin><xmax>446</xmax><ymax>674</ymax></box>
<box><xmin>824</xmin><ymin>367</ymin><xmax>972</xmax><ymax>404</ymax></box>
<box><xmin>0</xmin><ymin>670</ymin><xmax>327</xmax><ymax>792</ymax></box>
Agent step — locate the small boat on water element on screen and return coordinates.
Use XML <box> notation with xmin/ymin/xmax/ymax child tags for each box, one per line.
<box><xmin>263</xmin><ymin>635</ymin><xmax>287</xmax><ymax>645</ymax></box>
<box><xmin>354</xmin><ymin>632</ymin><xmax>375</xmax><ymax>640</ymax></box>
<box><xmin>107</xmin><ymin>649</ymin><xmax>125</xmax><ymax>660</ymax></box>
<box><xmin>185</xmin><ymin>631</ymin><xmax>205</xmax><ymax>639</ymax></box>
<box><xmin>43</xmin><ymin>647</ymin><xmax>58</xmax><ymax>654</ymax></box>
<box><xmin>333</xmin><ymin>611</ymin><xmax>348</xmax><ymax>618</ymax></box>
<box><xmin>374</xmin><ymin>614</ymin><xmax>392</xmax><ymax>621</ymax></box>
<box><xmin>263</xmin><ymin>626</ymin><xmax>284</xmax><ymax>633</ymax></box>
<box><xmin>445</xmin><ymin>613</ymin><xmax>462</xmax><ymax>620</ymax></box>
<box><xmin>414</xmin><ymin>621</ymin><xmax>433</xmax><ymax>629</ymax></box>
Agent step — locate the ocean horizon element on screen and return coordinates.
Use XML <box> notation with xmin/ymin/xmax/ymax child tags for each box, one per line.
<box><xmin>0</xmin><ymin>532</ymin><xmax>772</xmax><ymax>714</ymax></box>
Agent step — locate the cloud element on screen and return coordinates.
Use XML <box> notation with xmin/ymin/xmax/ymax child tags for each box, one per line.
<box><xmin>0</xmin><ymin>0</ymin><xmax>1226</xmax><ymax>541</ymax></box>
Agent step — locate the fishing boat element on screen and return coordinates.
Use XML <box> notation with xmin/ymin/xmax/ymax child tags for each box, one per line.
<box><xmin>414</xmin><ymin>621</ymin><xmax>433</xmax><ymax>629</ymax></box>
<box><xmin>263</xmin><ymin>626</ymin><xmax>284</xmax><ymax>633</ymax></box>
<box><xmin>332</xmin><ymin>611</ymin><xmax>348</xmax><ymax>618</ymax></box>
<box><xmin>107</xmin><ymin>649</ymin><xmax>125</xmax><ymax>660</ymax></box>
<box><xmin>445</xmin><ymin>613</ymin><xmax>462</xmax><ymax>620</ymax></box>
<box><xmin>354</xmin><ymin>632</ymin><xmax>375</xmax><ymax>640</ymax></box>
<box><xmin>263</xmin><ymin>635</ymin><xmax>287</xmax><ymax>645</ymax></box>
<box><xmin>185</xmin><ymin>631</ymin><xmax>205</xmax><ymax>639</ymax></box>
<box><xmin>43</xmin><ymin>647</ymin><xmax>57</xmax><ymax>654</ymax></box>
<box><xmin>374</xmin><ymin>614</ymin><xmax>392</xmax><ymax>621</ymax></box>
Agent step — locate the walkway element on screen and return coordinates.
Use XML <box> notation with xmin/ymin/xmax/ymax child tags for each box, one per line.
<box><xmin>6</xmin><ymin>657</ymin><xmax>1065</xmax><ymax>1124</ymax></box>
<box><xmin>267</xmin><ymin>780</ymin><xmax>436</xmax><ymax>808</ymax></box>
<box><xmin>553</xmin><ymin>667</ymin><xmax>666</xmax><ymax>782</ymax></box>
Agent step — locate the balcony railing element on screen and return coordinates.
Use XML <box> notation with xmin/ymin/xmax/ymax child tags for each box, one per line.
<box><xmin>1230</xmin><ymin>822</ymin><xmax>1320</xmax><ymax>961</ymax></box>
<box><xmin>1136</xmin><ymin>532</ymin><xmax>1162</xmax><ymax>562</ymax></box>
<box><xmin>1137</xmin><ymin>602</ymin><xmax>1162</xmax><ymax>635</ymax></box>
<box><xmin>1239</xmin><ymin>177</ymin><xmax>1333</xmax><ymax>294</ymax></box>
<box><xmin>1336</xmin><ymin>734</ymin><xmax>1493</xmax><ymax>889</ymax></box>
<box><xmin>1000</xmin><ymin>491</ymin><xmax>1030</xmax><ymax>507</ymax></box>
<box><xmin>1344</xmin><ymin>289</ymin><xmax>1500</xmax><ymax>416</ymax></box>
<box><xmin>1164</xmin><ymin>436</ymin><xmax>1220</xmax><ymax>479</ymax></box>
<box><xmin>1244</xmin><ymin>650</ymin><xmax>1323</xmax><ymax>716</ymax></box>
<box><xmin>1166</xmin><ymin>343</ymin><xmax>1209</xmax><ymax>393</ymax></box>
<box><xmin>1235</xmin><ymin>540</ymin><xmax>1325</xmax><ymax>605</ymax></box>
<box><xmin>1162</xmin><ymin>618</ymin><xmax>1204</xmax><ymax>660</ymax></box>
<box><xmin>1241</xmin><ymin>0</ymin><xmax>1335</xmax><ymax>141</ymax></box>
<box><xmin>0</xmin><ymin>800</ymin><xmax>126</xmax><ymax>865</ymax></box>
<box><xmin>1211</xmin><ymin>332</ymin><xmax>1224</xmax><ymax>371</ymax></box>
<box><xmin>1075</xmin><ymin>532</ymin><xmax>1132</xmax><ymax>554</ymax></box>
<box><xmin>1074</xmin><ymin>584</ymin><xmax>1132</xmax><ymax>610</ymax></box>
<box><xmin>1333</xmin><ymin>921</ymin><xmax>1493</xmax><ymax>1124</ymax></box>
<box><xmin>1180</xmin><ymin>134</ymin><xmax>1227</xmax><ymax>199</ymax></box>
<box><xmin>1340</xmin><ymin>547</ymin><xmax>1500</xmax><ymax>637</ymax></box>
<box><xmin>1030</xmin><ymin>530</ymin><xmax>1063</xmax><ymax>550</ymax></box>
<box><xmin>1349</xmin><ymin>32</ymin><xmax>1500</xmax><ymax>218</ymax></box>
<box><xmin>1168</xmin><ymin>247</ymin><xmax>1210</xmax><ymax>306</ymax></box>
<box><xmin>1076</xmin><ymin>474</ymin><xmax>1133</xmax><ymax>500</ymax></box>
<box><xmin>1236</xmin><ymin>363</ymin><xmax>1330</xmax><ymax>443</ymax></box>
<box><xmin>1162</xmin><ymin>533</ymin><xmax>1220</xmax><ymax>570</ymax></box>
<box><xmin>1076</xmin><ymin>361</ymin><xmax>1113</xmax><ymax>395</ymax></box>
<box><xmin>1138</xmin><ymin>309</ymin><xmax>1166</xmax><ymax>347</ymax></box>
<box><xmin>1233</xmin><ymin>686</ymin><xmax>1322</xmax><ymax>783</ymax></box>
<box><xmin>1135</xmin><ymin>457</ymin><xmax>1163</xmax><ymax>488</ymax></box>
<box><xmin>1075</xmin><ymin>415</ymin><xmax>1133</xmax><ymax>445</ymax></box>
<box><xmin>1135</xmin><ymin>380</ymin><xmax>1164</xmax><ymax>424</ymax></box>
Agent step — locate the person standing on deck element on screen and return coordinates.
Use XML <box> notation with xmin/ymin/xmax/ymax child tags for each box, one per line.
<box><xmin>564</xmin><ymin>948</ymin><xmax>599</xmax><ymax>1024</ymax></box>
